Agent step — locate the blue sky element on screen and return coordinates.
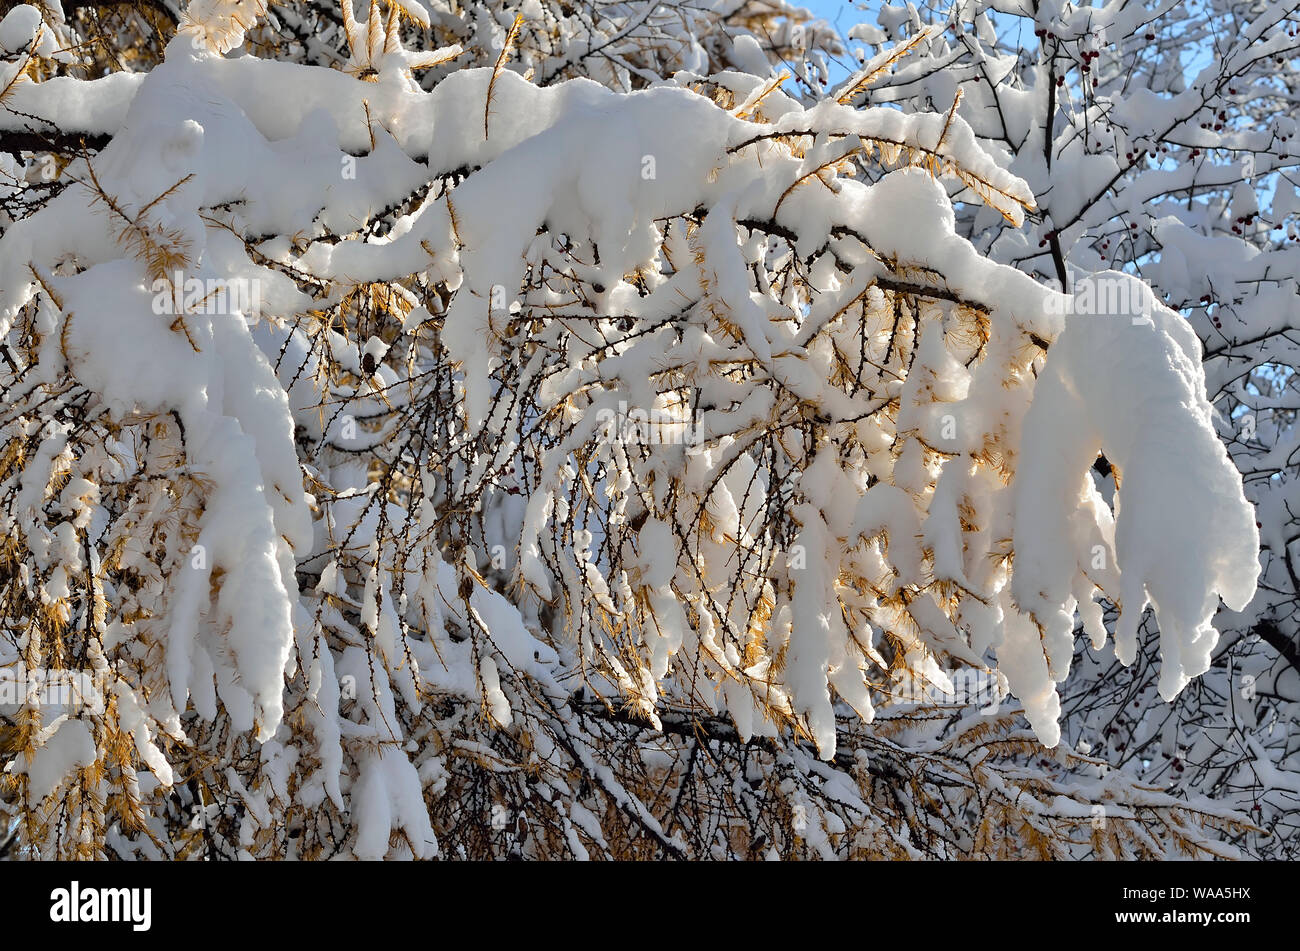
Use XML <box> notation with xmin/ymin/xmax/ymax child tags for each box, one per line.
<box><xmin>794</xmin><ymin>0</ymin><xmax>1220</xmax><ymax>78</ymax></box>
<box><xmin>798</xmin><ymin>0</ymin><xmax>867</xmax><ymax>37</ymax></box>
<box><xmin>796</xmin><ymin>0</ymin><xmax>882</xmax><ymax>82</ymax></box>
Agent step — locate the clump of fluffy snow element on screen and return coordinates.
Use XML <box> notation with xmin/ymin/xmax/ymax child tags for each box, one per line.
<box><xmin>0</xmin><ymin>5</ymin><xmax>44</xmax><ymax>53</ymax></box>
<box><xmin>1012</xmin><ymin>274</ymin><xmax>1259</xmax><ymax>709</ymax></box>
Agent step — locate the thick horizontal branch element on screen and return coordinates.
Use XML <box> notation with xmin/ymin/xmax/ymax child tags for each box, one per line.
<box><xmin>567</xmin><ymin>696</ymin><xmax>868</xmax><ymax>771</ymax></box>
<box><xmin>736</xmin><ymin>216</ymin><xmax>1015</xmax><ymax>328</ymax></box>
<box><xmin>0</xmin><ymin>129</ymin><xmax>110</xmax><ymax>156</ymax></box>
<box><xmin>1253</xmin><ymin>619</ymin><xmax>1300</xmax><ymax>681</ymax></box>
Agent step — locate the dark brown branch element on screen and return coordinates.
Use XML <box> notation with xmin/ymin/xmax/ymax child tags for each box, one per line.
<box><xmin>0</xmin><ymin>130</ymin><xmax>110</xmax><ymax>156</ymax></box>
<box><xmin>568</xmin><ymin>696</ymin><xmax>875</xmax><ymax>773</ymax></box>
<box><xmin>1253</xmin><ymin>619</ymin><xmax>1300</xmax><ymax>681</ymax></box>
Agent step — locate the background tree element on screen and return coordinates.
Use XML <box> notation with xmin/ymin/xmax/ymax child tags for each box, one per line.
<box><xmin>848</xmin><ymin>0</ymin><xmax>1300</xmax><ymax>859</ymax></box>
